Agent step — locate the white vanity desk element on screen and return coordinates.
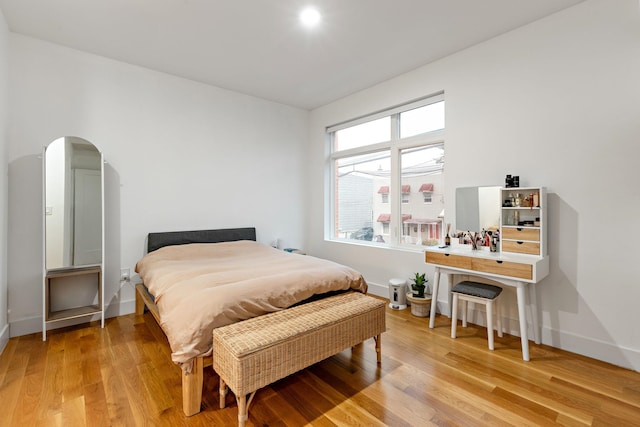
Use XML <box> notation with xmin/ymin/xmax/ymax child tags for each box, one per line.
<box><xmin>425</xmin><ymin>245</ymin><xmax>549</xmax><ymax>361</ymax></box>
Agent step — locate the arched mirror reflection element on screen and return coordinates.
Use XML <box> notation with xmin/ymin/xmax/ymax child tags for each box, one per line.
<box><xmin>45</xmin><ymin>137</ymin><xmax>103</xmax><ymax>270</ymax></box>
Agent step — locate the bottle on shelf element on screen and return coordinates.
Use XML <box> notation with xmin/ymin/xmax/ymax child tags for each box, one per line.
<box><xmin>444</xmin><ymin>223</ymin><xmax>451</xmax><ymax>246</ymax></box>
<box><xmin>490</xmin><ymin>234</ymin><xmax>498</xmax><ymax>252</ymax></box>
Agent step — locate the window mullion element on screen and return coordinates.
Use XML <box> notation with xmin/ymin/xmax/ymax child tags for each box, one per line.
<box><xmin>390</xmin><ymin>114</ymin><xmax>401</xmax><ymax>245</ymax></box>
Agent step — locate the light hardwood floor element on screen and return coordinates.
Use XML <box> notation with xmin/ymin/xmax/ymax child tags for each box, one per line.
<box><xmin>1</xmin><ymin>301</ymin><xmax>640</xmax><ymax>426</ymax></box>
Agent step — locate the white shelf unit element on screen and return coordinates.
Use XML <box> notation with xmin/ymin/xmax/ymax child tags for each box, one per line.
<box><xmin>43</xmin><ymin>264</ymin><xmax>103</xmax><ymax>340</ymax></box>
<box><xmin>499</xmin><ymin>187</ymin><xmax>547</xmax><ymax>257</ymax></box>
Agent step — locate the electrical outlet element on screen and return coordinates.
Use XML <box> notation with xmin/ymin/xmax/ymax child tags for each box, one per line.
<box><xmin>120</xmin><ymin>268</ymin><xmax>130</xmax><ymax>282</ymax></box>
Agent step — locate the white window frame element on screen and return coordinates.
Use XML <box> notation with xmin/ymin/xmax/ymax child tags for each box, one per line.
<box><xmin>327</xmin><ymin>93</ymin><xmax>444</xmax><ymax>249</ymax></box>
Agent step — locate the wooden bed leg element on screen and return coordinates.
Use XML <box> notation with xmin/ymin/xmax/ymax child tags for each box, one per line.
<box><xmin>182</xmin><ymin>357</ymin><xmax>204</xmax><ymax>416</ymax></box>
<box><xmin>374</xmin><ymin>334</ymin><xmax>382</xmax><ymax>364</ymax></box>
<box><xmin>219</xmin><ymin>378</ymin><xmax>228</xmax><ymax>409</ymax></box>
<box><xmin>135</xmin><ymin>285</ymin><xmax>145</xmax><ymax>315</ymax></box>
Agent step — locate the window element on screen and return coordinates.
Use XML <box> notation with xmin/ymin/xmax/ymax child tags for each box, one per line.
<box><xmin>401</xmin><ymin>185</ymin><xmax>410</xmax><ymax>204</ymax></box>
<box><xmin>400</xmin><ymin>102</ymin><xmax>446</xmax><ymax>138</ymax></box>
<box><xmin>328</xmin><ymin>94</ymin><xmax>445</xmax><ymax>247</ymax></box>
<box><xmin>378</xmin><ymin>186</ymin><xmax>389</xmax><ymax>203</ymax></box>
<box><xmin>334</xmin><ymin>117</ymin><xmax>390</xmax><ymax>151</ymax></box>
<box><xmin>420</xmin><ymin>183</ymin><xmax>434</xmax><ymax>204</ymax></box>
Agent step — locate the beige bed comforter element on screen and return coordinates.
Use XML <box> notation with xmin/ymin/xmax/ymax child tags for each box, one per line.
<box><xmin>135</xmin><ymin>240</ymin><xmax>367</xmax><ymax>371</ymax></box>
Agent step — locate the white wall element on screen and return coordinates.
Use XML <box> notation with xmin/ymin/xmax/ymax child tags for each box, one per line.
<box><xmin>0</xmin><ymin>8</ymin><xmax>9</xmax><ymax>353</ymax></box>
<box><xmin>7</xmin><ymin>34</ymin><xmax>309</xmax><ymax>336</ymax></box>
<box><xmin>307</xmin><ymin>0</ymin><xmax>640</xmax><ymax>371</ymax></box>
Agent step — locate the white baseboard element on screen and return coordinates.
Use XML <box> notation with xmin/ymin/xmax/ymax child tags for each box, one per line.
<box><xmin>540</xmin><ymin>326</ymin><xmax>640</xmax><ymax>372</ymax></box>
<box><xmin>0</xmin><ymin>323</ymin><xmax>9</xmax><ymax>355</ymax></box>
<box><xmin>455</xmin><ymin>306</ymin><xmax>640</xmax><ymax>373</ymax></box>
<box><xmin>9</xmin><ymin>297</ymin><xmax>137</xmax><ymax>338</ymax></box>
<box><xmin>366</xmin><ymin>281</ymin><xmax>388</xmax><ymax>298</ymax></box>
<box><xmin>370</xmin><ymin>281</ymin><xmax>639</xmax><ymax>372</ymax></box>
<box><xmin>105</xmin><ymin>298</ymin><xmax>136</xmax><ymax>318</ymax></box>
<box><xmin>9</xmin><ymin>315</ymin><xmax>41</xmax><ymax>337</ymax></box>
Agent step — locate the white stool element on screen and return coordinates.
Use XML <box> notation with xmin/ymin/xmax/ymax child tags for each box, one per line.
<box><xmin>451</xmin><ymin>281</ymin><xmax>503</xmax><ymax>350</ymax></box>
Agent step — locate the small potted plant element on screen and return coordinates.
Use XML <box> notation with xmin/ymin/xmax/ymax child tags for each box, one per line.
<box><xmin>406</xmin><ymin>273</ymin><xmax>432</xmax><ymax>317</ymax></box>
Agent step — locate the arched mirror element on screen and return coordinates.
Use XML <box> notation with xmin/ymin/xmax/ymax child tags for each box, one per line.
<box><xmin>43</xmin><ymin>136</ymin><xmax>104</xmax><ymax>340</ymax></box>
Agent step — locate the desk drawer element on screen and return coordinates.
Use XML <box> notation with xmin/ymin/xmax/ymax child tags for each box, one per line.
<box><xmin>502</xmin><ymin>227</ymin><xmax>540</xmax><ymax>241</ymax></box>
<box><xmin>502</xmin><ymin>240</ymin><xmax>540</xmax><ymax>255</ymax></box>
<box><xmin>471</xmin><ymin>258</ymin><xmax>532</xmax><ymax>280</ymax></box>
<box><xmin>425</xmin><ymin>252</ymin><xmax>472</xmax><ymax>269</ymax></box>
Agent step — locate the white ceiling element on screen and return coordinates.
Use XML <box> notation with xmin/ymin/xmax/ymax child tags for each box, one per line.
<box><xmin>0</xmin><ymin>0</ymin><xmax>585</xmax><ymax>110</ymax></box>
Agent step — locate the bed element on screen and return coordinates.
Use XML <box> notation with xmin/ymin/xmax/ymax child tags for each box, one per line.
<box><xmin>133</xmin><ymin>227</ymin><xmax>368</xmax><ymax>415</ymax></box>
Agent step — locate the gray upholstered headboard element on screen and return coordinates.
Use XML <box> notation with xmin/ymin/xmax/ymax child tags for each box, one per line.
<box><xmin>147</xmin><ymin>227</ymin><xmax>257</xmax><ymax>253</ymax></box>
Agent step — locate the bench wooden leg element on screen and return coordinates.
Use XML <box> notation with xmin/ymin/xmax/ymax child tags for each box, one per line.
<box><xmin>237</xmin><ymin>394</ymin><xmax>248</xmax><ymax>427</ymax></box>
<box><xmin>219</xmin><ymin>378</ymin><xmax>228</xmax><ymax>409</ymax></box>
<box><xmin>374</xmin><ymin>334</ymin><xmax>382</xmax><ymax>364</ymax></box>
<box><xmin>182</xmin><ymin>357</ymin><xmax>204</xmax><ymax>416</ymax></box>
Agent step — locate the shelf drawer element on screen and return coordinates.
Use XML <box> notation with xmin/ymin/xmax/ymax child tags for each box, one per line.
<box><xmin>425</xmin><ymin>251</ymin><xmax>472</xmax><ymax>269</ymax></box>
<box><xmin>502</xmin><ymin>227</ymin><xmax>540</xmax><ymax>241</ymax></box>
<box><xmin>471</xmin><ymin>258</ymin><xmax>533</xmax><ymax>280</ymax></box>
<box><xmin>502</xmin><ymin>240</ymin><xmax>540</xmax><ymax>255</ymax></box>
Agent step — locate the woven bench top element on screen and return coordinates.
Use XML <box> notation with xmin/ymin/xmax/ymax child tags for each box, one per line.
<box><xmin>213</xmin><ymin>292</ymin><xmax>385</xmax><ymax>357</ymax></box>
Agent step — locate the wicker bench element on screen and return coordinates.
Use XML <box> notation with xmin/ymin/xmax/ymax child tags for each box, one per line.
<box><xmin>213</xmin><ymin>292</ymin><xmax>386</xmax><ymax>427</ymax></box>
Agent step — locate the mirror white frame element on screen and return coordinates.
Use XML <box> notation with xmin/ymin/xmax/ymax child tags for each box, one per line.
<box><xmin>42</xmin><ymin>136</ymin><xmax>104</xmax><ymax>340</ymax></box>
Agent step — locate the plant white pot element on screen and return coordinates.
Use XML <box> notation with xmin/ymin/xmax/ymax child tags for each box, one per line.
<box><xmin>406</xmin><ymin>293</ymin><xmax>432</xmax><ymax>317</ymax></box>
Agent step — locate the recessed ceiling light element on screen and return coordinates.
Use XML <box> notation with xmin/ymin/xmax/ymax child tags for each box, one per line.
<box><xmin>300</xmin><ymin>7</ymin><xmax>321</xmax><ymax>28</ymax></box>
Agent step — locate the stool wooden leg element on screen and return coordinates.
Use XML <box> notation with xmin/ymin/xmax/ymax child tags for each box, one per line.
<box><xmin>487</xmin><ymin>301</ymin><xmax>495</xmax><ymax>350</ymax></box>
<box><xmin>461</xmin><ymin>300</ymin><xmax>468</xmax><ymax>327</ymax></box>
<box><xmin>495</xmin><ymin>298</ymin><xmax>503</xmax><ymax>338</ymax></box>
<box><xmin>374</xmin><ymin>334</ymin><xmax>382</xmax><ymax>364</ymax></box>
<box><xmin>451</xmin><ymin>293</ymin><xmax>459</xmax><ymax>339</ymax></box>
